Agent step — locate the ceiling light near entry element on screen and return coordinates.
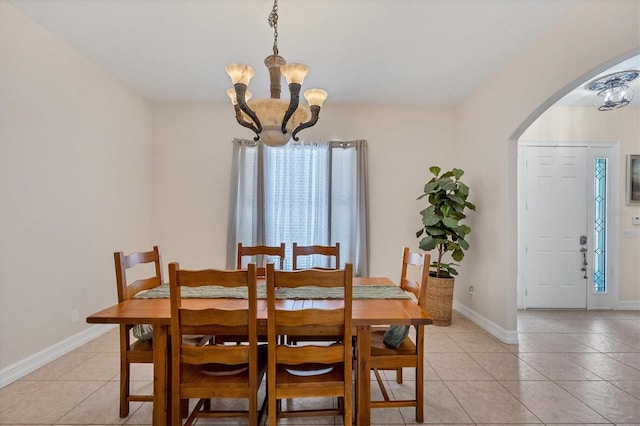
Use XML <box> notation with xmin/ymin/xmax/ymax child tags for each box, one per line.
<box><xmin>225</xmin><ymin>0</ymin><xmax>327</xmax><ymax>146</ymax></box>
<box><xmin>585</xmin><ymin>70</ymin><xmax>638</xmax><ymax>111</ymax></box>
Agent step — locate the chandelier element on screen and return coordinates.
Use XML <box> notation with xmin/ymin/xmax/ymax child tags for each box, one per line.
<box><xmin>225</xmin><ymin>0</ymin><xmax>327</xmax><ymax>146</ymax></box>
<box><xmin>585</xmin><ymin>70</ymin><xmax>638</xmax><ymax>111</ymax></box>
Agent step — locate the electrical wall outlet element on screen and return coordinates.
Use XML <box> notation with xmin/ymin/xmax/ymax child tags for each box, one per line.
<box><xmin>632</xmin><ymin>215</ymin><xmax>640</xmax><ymax>226</ymax></box>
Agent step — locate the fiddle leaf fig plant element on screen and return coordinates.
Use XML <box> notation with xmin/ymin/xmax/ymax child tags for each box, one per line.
<box><xmin>416</xmin><ymin>166</ymin><xmax>476</xmax><ymax>278</ymax></box>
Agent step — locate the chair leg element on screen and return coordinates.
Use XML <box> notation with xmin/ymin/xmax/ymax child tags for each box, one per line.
<box><xmin>396</xmin><ymin>367</ymin><xmax>403</xmax><ymax>384</ymax></box>
<box><xmin>119</xmin><ymin>361</ymin><xmax>130</xmax><ymax>417</ymax></box>
<box><xmin>268</xmin><ymin>392</ymin><xmax>277</xmax><ymax>426</ymax></box>
<box><xmin>180</xmin><ymin>399</ymin><xmax>189</xmax><ymax>418</ymax></box>
<box><xmin>171</xmin><ymin>393</ymin><xmax>182</xmax><ymax>426</ymax></box>
<box><xmin>248</xmin><ymin>394</ymin><xmax>257</xmax><ymax>425</ymax></box>
<box><xmin>416</xmin><ymin>361</ymin><xmax>424</xmax><ymax>422</ymax></box>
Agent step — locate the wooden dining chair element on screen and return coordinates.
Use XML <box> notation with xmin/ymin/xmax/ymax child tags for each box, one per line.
<box><xmin>237</xmin><ymin>242</ymin><xmax>285</xmax><ymax>276</ymax></box>
<box><xmin>169</xmin><ymin>262</ymin><xmax>267</xmax><ymax>426</ymax></box>
<box><xmin>292</xmin><ymin>242</ymin><xmax>340</xmax><ymax>270</ymax></box>
<box><xmin>266</xmin><ymin>263</ymin><xmax>353</xmax><ymax>426</ymax></box>
<box><xmin>113</xmin><ymin>245</ymin><xmax>163</xmax><ymax>417</ymax></box>
<box><xmin>366</xmin><ymin>247</ymin><xmax>430</xmax><ymax>423</ymax></box>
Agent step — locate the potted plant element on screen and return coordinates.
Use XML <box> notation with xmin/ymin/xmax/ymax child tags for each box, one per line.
<box><xmin>416</xmin><ymin>166</ymin><xmax>475</xmax><ymax>325</ymax></box>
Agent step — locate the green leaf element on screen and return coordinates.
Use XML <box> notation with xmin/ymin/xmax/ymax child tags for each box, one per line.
<box><xmin>459</xmin><ymin>224</ymin><xmax>471</xmax><ymax>235</ymax></box>
<box><xmin>429</xmin><ymin>166</ymin><xmax>441</xmax><ymax>176</ymax></box>
<box><xmin>425</xmin><ymin>226</ymin><xmax>445</xmax><ymax>235</ymax></box>
<box><xmin>452</xmin><ymin>248</ymin><xmax>464</xmax><ymax>261</ymax></box>
<box><xmin>458</xmin><ymin>182</ymin><xmax>469</xmax><ymax>197</ymax></box>
<box><xmin>442</xmin><ymin>217</ymin><xmax>458</xmax><ymax>228</ymax></box>
<box><xmin>419</xmin><ymin>236</ymin><xmax>437</xmax><ymax>251</ymax></box>
<box><xmin>457</xmin><ymin>237</ymin><xmax>469</xmax><ymax>250</ymax></box>
<box><xmin>448</xmin><ymin>194</ymin><xmax>464</xmax><ymax>205</ymax></box>
<box><xmin>423</xmin><ymin>181</ymin><xmax>438</xmax><ymax>194</ymax></box>
<box><xmin>465</xmin><ymin>201</ymin><xmax>476</xmax><ymax>211</ymax></box>
<box><xmin>422</xmin><ymin>214</ymin><xmax>440</xmax><ymax>227</ymax></box>
<box><xmin>420</xmin><ymin>205</ymin><xmax>435</xmax><ymax>215</ymax></box>
<box><xmin>441</xmin><ymin>179</ymin><xmax>457</xmax><ymax>191</ymax></box>
<box><xmin>440</xmin><ymin>204</ymin><xmax>451</xmax><ymax>217</ymax></box>
<box><xmin>452</xmin><ymin>168</ymin><xmax>464</xmax><ymax>180</ymax></box>
<box><xmin>416</xmin><ymin>229</ymin><xmax>424</xmax><ymax>238</ymax></box>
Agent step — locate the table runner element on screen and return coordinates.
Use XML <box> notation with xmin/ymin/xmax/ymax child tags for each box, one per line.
<box><xmin>135</xmin><ymin>283</ymin><xmax>411</xmax><ymax>300</ymax></box>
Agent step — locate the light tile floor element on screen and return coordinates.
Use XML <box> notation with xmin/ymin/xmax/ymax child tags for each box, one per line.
<box><xmin>1</xmin><ymin>310</ymin><xmax>639</xmax><ymax>425</ymax></box>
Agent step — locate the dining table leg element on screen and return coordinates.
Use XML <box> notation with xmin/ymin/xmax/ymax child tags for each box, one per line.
<box><xmin>356</xmin><ymin>325</ymin><xmax>371</xmax><ymax>426</ymax></box>
<box><xmin>152</xmin><ymin>325</ymin><xmax>168</xmax><ymax>426</ymax></box>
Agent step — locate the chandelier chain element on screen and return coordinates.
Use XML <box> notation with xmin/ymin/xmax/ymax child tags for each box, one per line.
<box><xmin>268</xmin><ymin>0</ymin><xmax>279</xmax><ymax>55</ymax></box>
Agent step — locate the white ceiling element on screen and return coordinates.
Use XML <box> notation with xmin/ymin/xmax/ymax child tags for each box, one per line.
<box><xmin>8</xmin><ymin>0</ymin><xmax>639</xmax><ymax>107</ymax></box>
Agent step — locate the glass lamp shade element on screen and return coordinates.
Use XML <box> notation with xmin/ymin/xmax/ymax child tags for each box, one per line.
<box><xmin>304</xmin><ymin>89</ymin><xmax>328</xmax><ymax>107</ymax></box>
<box><xmin>594</xmin><ymin>84</ymin><xmax>633</xmax><ymax>111</ymax></box>
<box><xmin>280</xmin><ymin>63</ymin><xmax>309</xmax><ymax>85</ymax></box>
<box><xmin>225</xmin><ymin>64</ymin><xmax>255</xmax><ymax>85</ymax></box>
<box><xmin>246</xmin><ymin>98</ymin><xmax>311</xmax><ymax>146</ymax></box>
<box><xmin>226</xmin><ymin>88</ymin><xmax>252</xmax><ymax>106</ymax></box>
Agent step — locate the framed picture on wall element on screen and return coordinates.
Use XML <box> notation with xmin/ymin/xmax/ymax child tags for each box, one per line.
<box><xmin>627</xmin><ymin>154</ymin><xmax>640</xmax><ymax>205</ymax></box>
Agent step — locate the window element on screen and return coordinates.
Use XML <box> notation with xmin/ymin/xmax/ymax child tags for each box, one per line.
<box><xmin>227</xmin><ymin>139</ymin><xmax>369</xmax><ymax>276</ymax></box>
<box><xmin>593</xmin><ymin>158</ymin><xmax>607</xmax><ymax>293</ymax></box>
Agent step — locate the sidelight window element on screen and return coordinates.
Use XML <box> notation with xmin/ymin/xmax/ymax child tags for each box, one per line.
<box><xmin>593</xmin><ymin>158</ymin><xmax>607</xmax><ymax>293</ymax></box>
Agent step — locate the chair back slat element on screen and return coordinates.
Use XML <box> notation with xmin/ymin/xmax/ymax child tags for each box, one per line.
<box><xmin>181</xmin><ymin>345</ymin><xmax>250</xmax><ymax>366</ymax></box>
<box><xmin>269</xmin><ymin>268</ymin><xmax>347</xmax><ymax>288</ymax></box>
<box><xmin>180</xmin><ymin>308</ymin><xmax>249</xmax><ymax>328</ymax></box>
<box><xmin>237</xmin><ymin>243</ymin><xmax>285</xmax><ymax>274</ymax></box>
<box><xmin>276</xmin><ymin>309</ymin><xmax>346</xmax><ymax>327</ymax></box>
<box><xmin>125</xmin><ymin>277</ymin><xmax>162</xmax><ymax>299</ymax></box>
<box><xmin>292</xmin><ymin>242</ymin><xmax>340</xmax><ymax>270</ymax></box>
<box><xmin>277</xmin><ymin>344</ymin><xmax>344</xmax><ymax>365</ymax></box>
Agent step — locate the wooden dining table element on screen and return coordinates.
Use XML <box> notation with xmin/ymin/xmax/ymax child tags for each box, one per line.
<box><xmin>86</xmin><ymin>276</ymin><xmax>432</xmax><ymax>425</ymax></box>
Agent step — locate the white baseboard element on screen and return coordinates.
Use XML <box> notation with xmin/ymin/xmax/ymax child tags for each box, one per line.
<box><xmin>453</xmin><ymin>301</ymin><xmax>519</xmax><ymax>345</ymax></box>
<box><xmin>0</xmin><ymin>324</ymin><xmax>116</xmax><ymax>388</ymax></box>
<box><xmin>616</xmin><ymin>300</ymin><xmax>640</xmax><ymax>310</ymax></box>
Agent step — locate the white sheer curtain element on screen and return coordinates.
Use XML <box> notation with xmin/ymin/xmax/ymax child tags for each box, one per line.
<box><xmin>264</xmin><ymin>142</ymin><xmax>330</xmax><ymax>270</ymax></box>
<box><xmin>227</xmin><ymin>138</ymin><xmax>369</xmax><ymax>276</ymax></box>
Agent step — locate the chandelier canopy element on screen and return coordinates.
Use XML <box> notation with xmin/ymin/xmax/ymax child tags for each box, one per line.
<box><xmin>585</xmin><ymin>70</ymin><xmax>638</xmax><ymax>111</ymax></box>
<box><xmin>225</xmin><ymin>0</ymin><xmax>327</xmax><ymax>146</ymax></box>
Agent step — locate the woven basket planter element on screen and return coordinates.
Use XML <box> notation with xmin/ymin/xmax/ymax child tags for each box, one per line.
<box><xmin>425</xmin><ymin>275</ymin><xmax>454</xmax><ymax>326</ymax></box>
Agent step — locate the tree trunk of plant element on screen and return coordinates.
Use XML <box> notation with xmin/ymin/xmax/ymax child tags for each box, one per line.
<box><xmin>436</xmin><ymin>244</ymin><xmax>445</xmax><ymax>277</ymax></box>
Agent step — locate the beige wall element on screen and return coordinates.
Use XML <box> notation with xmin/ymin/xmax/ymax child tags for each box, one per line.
<box><xmin>0</xmin><ymin>2</ymin><xmax>153</xmax><ymax>370</ymax></box>
<box><xmin>521</xmin><ymin>106</ymin><xmax>640</xmax><ymax>302</ymax></box>
<box><xmin>152</xmin><ymin>103</ymin><xmax>456</xmax><ymax>281</ymax></box>
<box><xmin>454</xmin><ymin>0</ymin><xmax>639</xmax><ymax>333</ymax></box>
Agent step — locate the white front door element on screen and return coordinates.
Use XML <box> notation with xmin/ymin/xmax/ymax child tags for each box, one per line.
<box><xmin>523</xmin><ymin>145</ymin><xmax>588</xmax><ymax>308</ymax></box>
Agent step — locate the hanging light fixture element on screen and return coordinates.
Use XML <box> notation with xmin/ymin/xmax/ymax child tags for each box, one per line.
<box><xmin>225</xmin><ymin>0</ymin><xmax>327</xmax><ymax>146</ymax></box>
<box><xmin>585</xmin><ymin>70</ymin><xmax>638</xmax><ymax>111</ymax></box>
